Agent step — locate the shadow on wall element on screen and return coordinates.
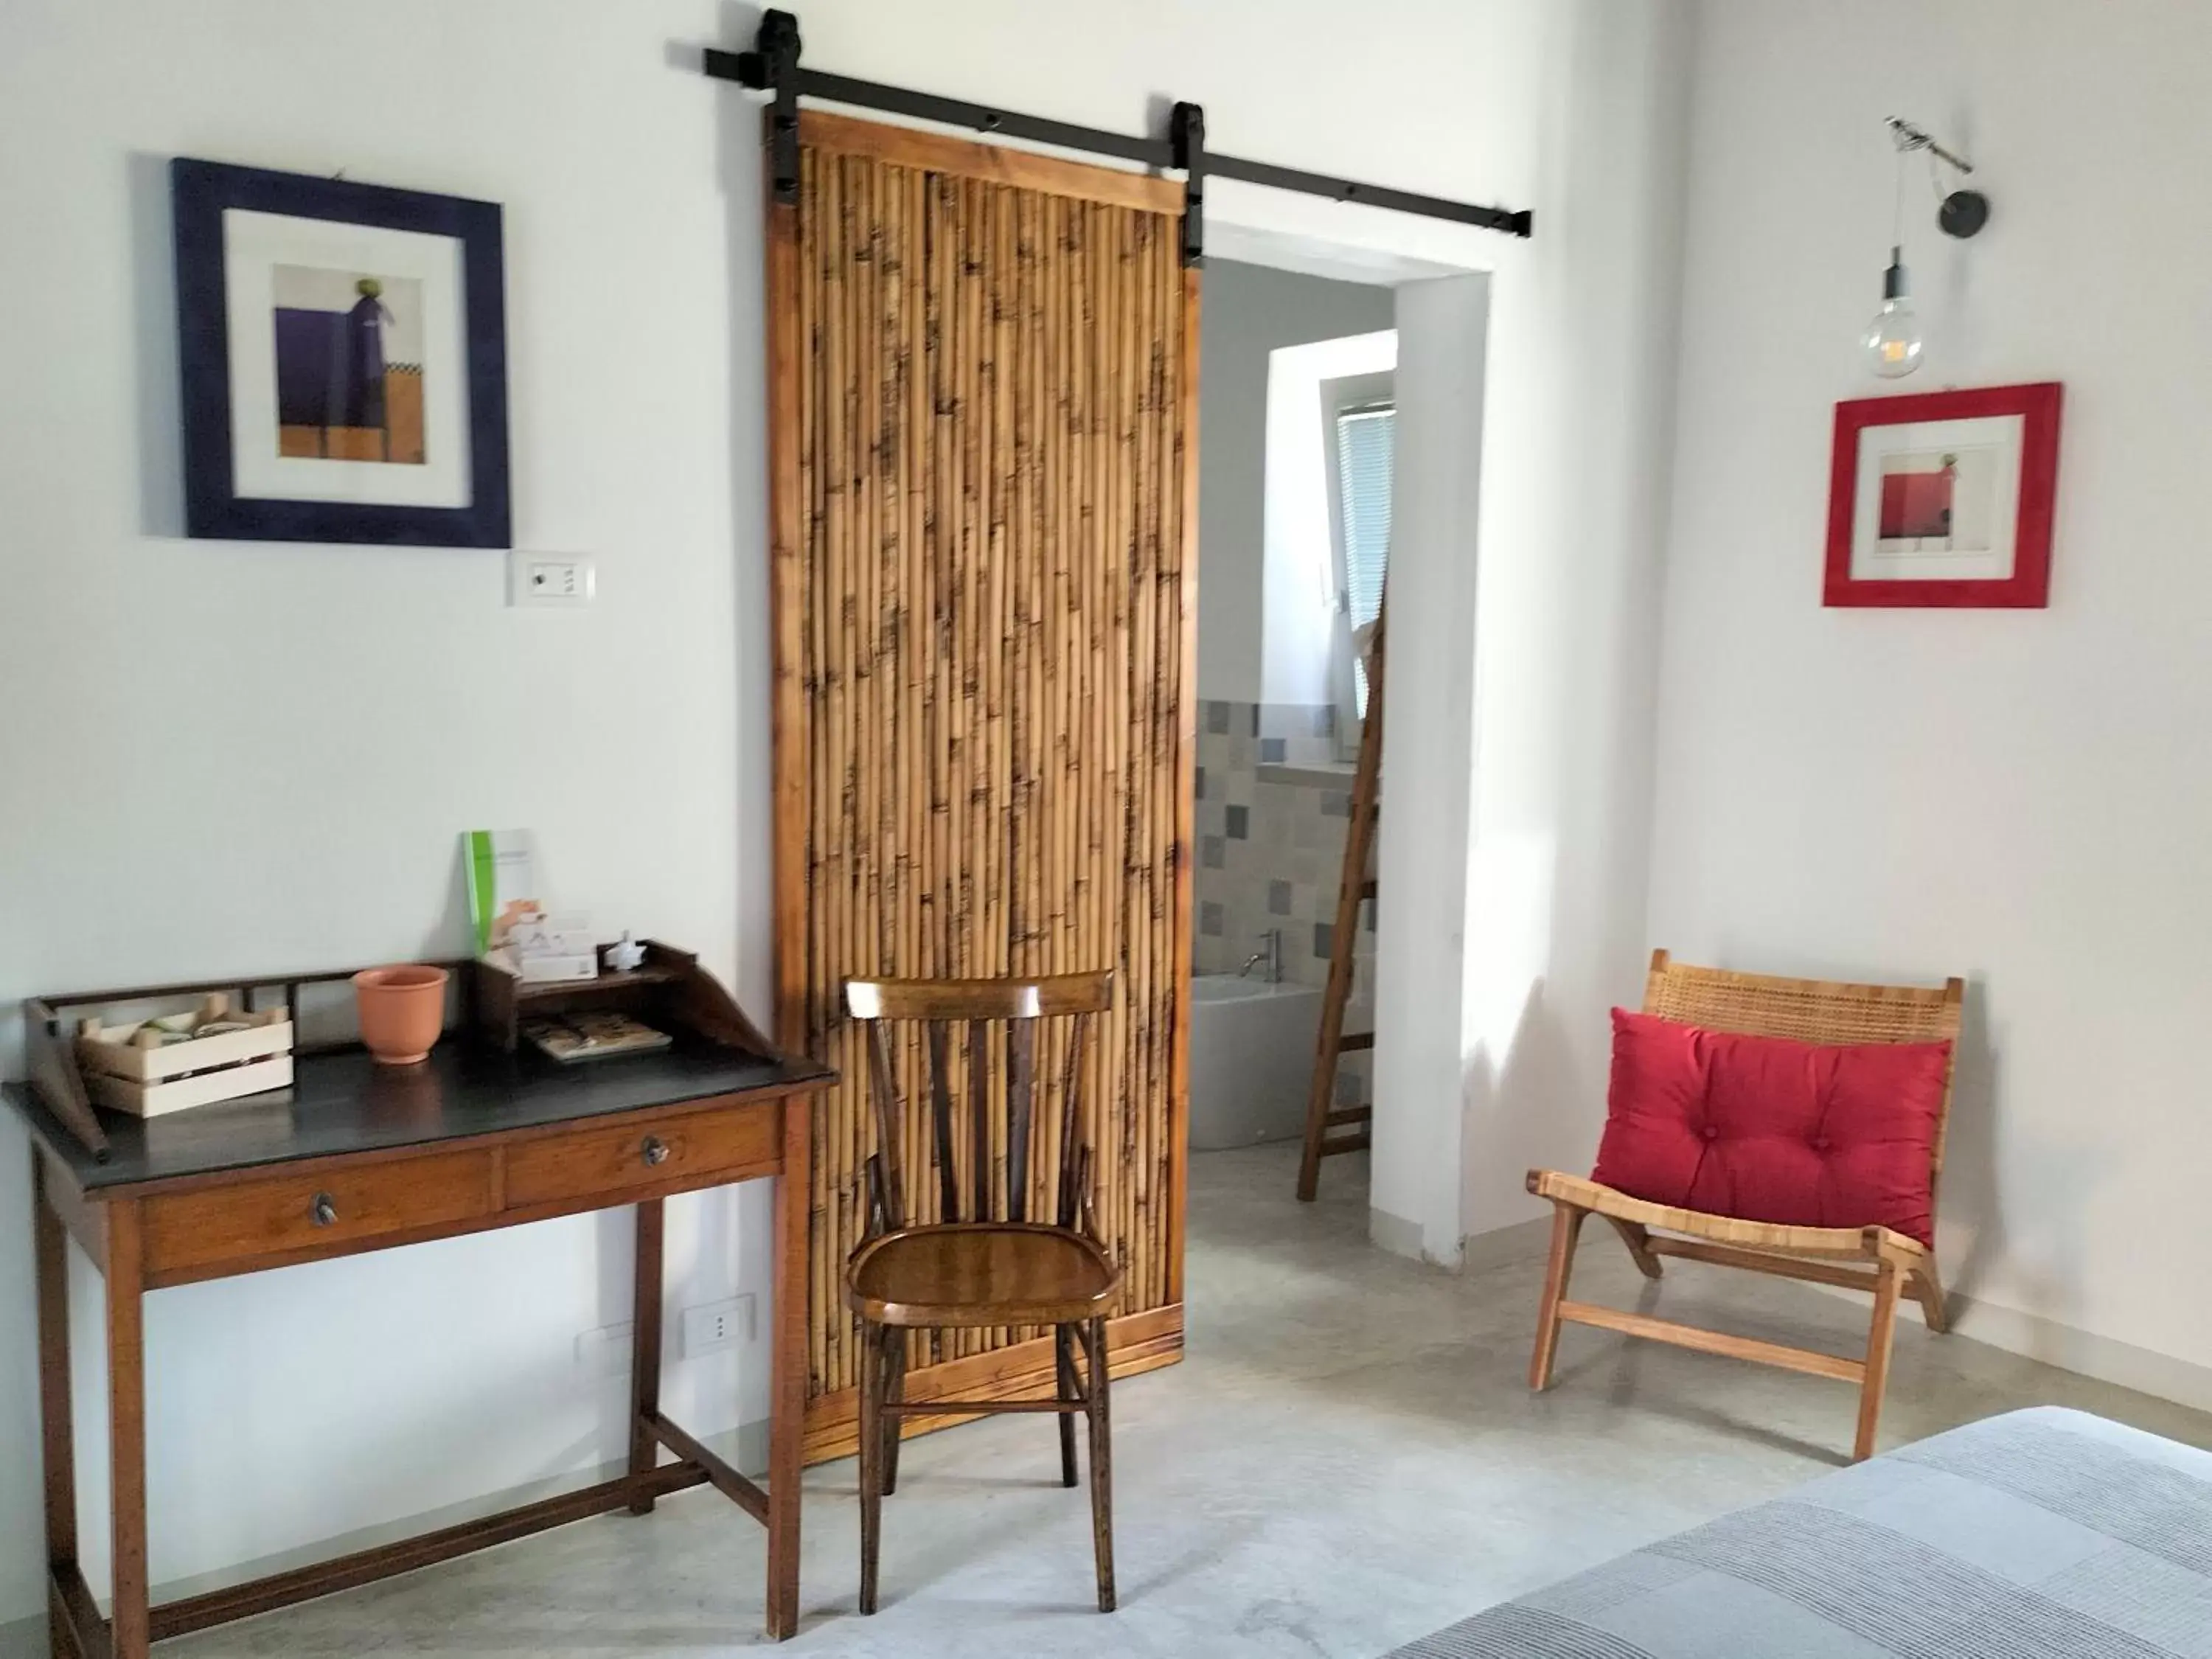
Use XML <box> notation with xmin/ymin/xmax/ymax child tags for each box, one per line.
<box><xmin>708</xmin><ymin>0</ymin><xmax>775</xmax><ymax>1018</ymax></box>
<box><xmin>1940</xmin><ymin>973</ymin><xmax>2110</xmax><ymax>1347</ymax></box>
<box><xmin>128</xmin><ymin>150</ymin><xmax>184</xmax><ymax>538</ymax></box>
<box><xmin>1458</xmin><ymin>972</ymin><xmax>1585</xmax><ymax>1235</ymax></box>
<box><xmin>1941</xmin><ymin>977</ymin><xmax>2006</xmax><ymax>1314</ymax></box>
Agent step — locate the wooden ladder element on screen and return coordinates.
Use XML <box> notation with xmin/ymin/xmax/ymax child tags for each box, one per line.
<box><xmin>1296</xmin><ymin>611</ymin><xmax>1383</xmax><ymax>1202</ymax></box>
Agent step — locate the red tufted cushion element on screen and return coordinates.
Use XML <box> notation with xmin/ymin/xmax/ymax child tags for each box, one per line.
<box><xmin>1591</xmin><ymin>1009</ymin><xmax>1950</xmax><ymax>1247</ymax></box>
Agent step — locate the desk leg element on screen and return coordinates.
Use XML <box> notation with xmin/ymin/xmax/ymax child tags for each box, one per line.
<box><xmin>627</xmin><ymin>1198</ymin><xmax>666</xmax><ymax>1515</ymax></box>
<box><xmin>105</xmin><ymin>1200</ymin><xmax>150</xmax><ymax>1659</ymax></box>
<box><xmin>35</xmin><ymin>1164</ymin><xmax>77</xmax><ymax>1659</ymax></box>
<box><xmin>765</xmin><ymin>1099</ymin><xmax>810</xmax><ymax>1640</ymax></box>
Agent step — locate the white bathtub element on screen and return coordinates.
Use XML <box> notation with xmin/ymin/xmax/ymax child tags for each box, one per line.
<box><xmin>1187</xmin><ymin>974</ymin><xmax>1322</xmax><ymax>1150</ymax></box>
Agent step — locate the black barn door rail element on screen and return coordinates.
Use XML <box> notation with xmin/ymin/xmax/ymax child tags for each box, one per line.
<box><xmin>703</xmin><ymin>10</ymin><xmax>1531</xmax><ymax>262</ymax></box>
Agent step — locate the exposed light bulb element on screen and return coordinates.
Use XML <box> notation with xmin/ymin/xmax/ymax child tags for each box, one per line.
<box><xmin>1863</xmin><ymin>246</ymin><xmax>1922</xmax><ymax>378</ymax></box>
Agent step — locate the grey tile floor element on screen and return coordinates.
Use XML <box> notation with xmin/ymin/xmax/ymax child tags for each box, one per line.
<box><xmin>165</xmin><ymin>1143</ymin><xmax>2212</xmax><ymax>1655</ymax></box>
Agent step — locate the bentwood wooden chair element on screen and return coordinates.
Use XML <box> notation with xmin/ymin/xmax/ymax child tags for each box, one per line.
<box><xmin>1528</xmin><ymin>950</ymin><xmax>1965</xmax><ymax>1461</ymax></box>
<box><xmin>843</xmin><ymin>971</ymin><xmax>1119</xmax><ymax>1614</ymax></box>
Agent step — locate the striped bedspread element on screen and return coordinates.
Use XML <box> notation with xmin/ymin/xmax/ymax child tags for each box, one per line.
<box><xmin>1388</xmin><ymin>1408</ymin><xmax>2212</xmax><ymax>1658</ymax></box>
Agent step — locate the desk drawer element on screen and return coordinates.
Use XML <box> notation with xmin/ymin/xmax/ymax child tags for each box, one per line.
<box><xmin>504</xmin><ymin>1102</ymin><xmax>779</xmax><ymax>1208</ymax></box>
<box><xmin>144</xmin><ymin>1150</ymin><xmax>497</xmax><ymax>1279</ymax></box>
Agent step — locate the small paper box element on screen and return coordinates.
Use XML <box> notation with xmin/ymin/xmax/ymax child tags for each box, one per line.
<box><xmin>510</xmin><ymin>911</ymin><xmax>595</xmax><ymax>960</ymax></box>
<box><xmin>481</xmin><ymin>945</ymin><xmax>599</xmax><ymax>986</ymax></box>
<box><xmin>76</xmin><ymin>997</ymin><xmax>295</xmax><ymax>1118</ymax></box>
<box><xmin>516</xmin><ymin>951</ymin><xmax>599</xmax><ymax>984</ymax></box>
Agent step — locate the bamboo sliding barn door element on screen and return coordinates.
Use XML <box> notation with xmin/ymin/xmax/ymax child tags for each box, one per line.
<box><xmin>764</xmin><ymin>111</ymin><xmax>1197</xmax><ymax>1462</ymax></box>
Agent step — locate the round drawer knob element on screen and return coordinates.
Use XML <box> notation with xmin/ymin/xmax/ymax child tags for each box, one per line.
<box><xmin>641</xmin><ymin>1135</ymin><xmax>670</xmax><ymax>1167</ymax></box>
<box><xmin>310</xmin><ymin>1192</ymin><xmax>338</xmax><ymax>1228</ymax></box>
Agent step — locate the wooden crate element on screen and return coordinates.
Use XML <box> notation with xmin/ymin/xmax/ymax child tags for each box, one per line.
<box><xmin>77</xmin><ymin>998</ymin><xmax>293</xmax><ymax>1118</ymax></box>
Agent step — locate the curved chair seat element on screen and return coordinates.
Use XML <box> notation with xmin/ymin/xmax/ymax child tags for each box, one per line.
<box><xmin>1529</xmin><ymin>1170</ymin><xmax>1932</xmax><ymax>1266</ymax></box>
<box><xmin>846</xmin><ymin>1222</ymin><xmax>1120</xmax><ymax>1328</ymax></box>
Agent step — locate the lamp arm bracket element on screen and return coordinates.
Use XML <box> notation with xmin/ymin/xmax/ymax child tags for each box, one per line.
<box><xmin>1887</xmin><ymin>116</ymin><xmax>1974</xmax><ymax>175</ymax></box>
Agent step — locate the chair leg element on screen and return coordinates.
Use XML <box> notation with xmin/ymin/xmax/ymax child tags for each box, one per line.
<box><xmin>858</xmin><ymin>1321</ymin><xmax>884</xmax><ymax>1614</ymax></box>
<box><xmin>1604</xmin><ymin>1216</ymin><xmax>1664</xmax><ymax>1280</ymax></box>
<box><xmin>880</xmin><ymin>1326</ymin><xmax>906</xmax><ymax>1497</ymax></box>
<box><xmin>1854</xmin><ymin>1262</ymin><xmax>1903</xmax><ymax>1463</ymax></box>
<box><xmin>1908</xmin><ymin>1262</ymin><xmax>1949</xmax><ymax>1335</ymax></box>
<box><xmin>1529</xmin><ymin>1203</ymin><xmax>1588</xmax><ymax>1391</ymax></box>
<box><xmin>1082</xmin><ymin>1317</ymin><xmax>1116</xmax><ymax>1613</ymax></box>
<box><xmin>1055</xmin><ymin>1324</ymin><xmax>1079</xmax><ymax>1488</ymax></box>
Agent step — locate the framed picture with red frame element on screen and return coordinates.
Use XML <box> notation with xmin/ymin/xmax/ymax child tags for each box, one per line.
<box><xmin>1824</xmin><ymin>382</ymin><xmax>2062</xmax><ymax>608</ymax></box>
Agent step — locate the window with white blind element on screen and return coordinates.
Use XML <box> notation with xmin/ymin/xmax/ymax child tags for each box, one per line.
<box><xmin>1319</xmin><ymin>369</ymin><xmax>1395</xmax><ymax>739</ymax></box>
<box><xmin>1333</xmin><ymin>404</ymin><xmax>1394</xmax><ymax>714</ymax></box>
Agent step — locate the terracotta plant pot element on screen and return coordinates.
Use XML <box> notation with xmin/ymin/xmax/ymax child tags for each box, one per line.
<box><xmin>352</xmin><ymin>964</ymin><xmax>451</xmax><ymax>1066</ymax></box>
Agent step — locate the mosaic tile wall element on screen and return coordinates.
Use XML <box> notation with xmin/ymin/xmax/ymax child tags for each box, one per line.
<box><xmin>1194</xmin><ymin>699</ymin><xmax>1377</xmax><ymax>1113</ymax></box>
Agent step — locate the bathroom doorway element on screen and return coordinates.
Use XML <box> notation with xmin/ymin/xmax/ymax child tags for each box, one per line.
<box><xmin>1184</xmin><ymin>224</ymin><xmax>1490</xmax><ymax>1257</ymax></box>
<box><xmin>1190</xmin><ymin>260</ymin><xmax>1392</xmax><ymax>1169</ymax></box>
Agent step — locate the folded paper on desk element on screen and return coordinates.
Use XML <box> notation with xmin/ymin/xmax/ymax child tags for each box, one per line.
<box><xmin>525</xmin><ymin>1012</ymin><xmax>672</xmax><ymax>1063</ymax></box>
<box><xmin>464</xmin><ymin>828</ymin><xmax>543</xmax><ymax>953</ymax></box>
<box><xmin>465</xmin><ymin>828</ymin><xmax>595</xmax><ymax>981</ymax></box>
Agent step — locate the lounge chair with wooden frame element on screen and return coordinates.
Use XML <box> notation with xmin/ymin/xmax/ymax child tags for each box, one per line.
<box><xmin>1527</xmin><ymin>950</ymin><xmax>1965</xmax><ymax>1461</ymax></box>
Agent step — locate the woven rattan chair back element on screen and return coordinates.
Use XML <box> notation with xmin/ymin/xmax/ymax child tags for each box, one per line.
<box><xmin>1641</xmin><ymin>948</ymin><xmax>1965</xmax><ymax>1200</ymax></box>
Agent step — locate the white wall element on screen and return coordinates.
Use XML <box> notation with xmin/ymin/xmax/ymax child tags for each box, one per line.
<box><xmin>1183</xmin><ymin>3</ymin><xmax>1690</xmax><ymax>1262</ymax></box>
<box><xmin>1436</xmin><ymin>2</ymin><xmax>1691</xmax><ymax>1256</ymax></box>
<box><xmin>1197</xmin><ymin>260</ymin><xmax>1391</xmax><ymax>704</ymax></box>
<box><xmin>0</xmin><ymin>0</ymin><xmax>1691</xmax><ymax>1628</ymax></box>
<box><xmin>1371</xmin><ymin>275</ymin><xmax>1490</xmax><ymax>1262</ymax></box>
<box><xmin>1650</xmin><ymin>0</ymin><xmax>2212</xmax><ymax>1383</ymax></box>
<box><xmin>0</xmin><ymin>0</ymin><xmax>774</xmax><ymax>1627</ymax></box>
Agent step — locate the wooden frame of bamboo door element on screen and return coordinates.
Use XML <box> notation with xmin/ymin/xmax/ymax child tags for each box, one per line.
<box><xmin>764</xmin><ymin>108</ymin><xmax>1199</xmax><ymax>1463</ymax></box>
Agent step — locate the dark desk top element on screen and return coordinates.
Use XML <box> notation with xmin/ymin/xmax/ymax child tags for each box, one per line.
<box><xmin>6</xmin><ymin>1037</ymin><xmax>834</xmax><ymax>1194</ymax></box>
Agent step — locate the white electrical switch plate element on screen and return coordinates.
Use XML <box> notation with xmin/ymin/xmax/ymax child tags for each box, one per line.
<box><xmin>510</xmin><ymin>552</ymin><xmax>596</xmax><ymax>606</ymax></box>
<box><xmin>681</xmin><ymin>1295</ymin><xmax>756</xmax><ymax>1358</ymax></box>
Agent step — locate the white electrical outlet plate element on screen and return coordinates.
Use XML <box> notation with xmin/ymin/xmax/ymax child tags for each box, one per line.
<box><xmin>574</xmin><ymin>1321</ymin><xmax>633</xmax><ymax>1377</ymax></box>
<box><xmin>681</xmin><ymin>1295</ymin><xmax>756</xmax><ymax>1358</ymax></box>
<box><xmin>510</xmin><ymin>552</ymin><xmax>596</xmax><ymax>606</ymax></box>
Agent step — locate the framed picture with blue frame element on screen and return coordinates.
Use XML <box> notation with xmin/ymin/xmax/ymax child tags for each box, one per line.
<box><xmin>172</xmin><ymin>158</ymin><xmax>510</xmax><ymax>546</ymax></box>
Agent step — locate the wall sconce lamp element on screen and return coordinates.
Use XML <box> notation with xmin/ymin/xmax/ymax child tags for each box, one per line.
<box><xmin>1863</xmin><ymin>117</ymin><xmax>1989</xmax><ymax>379</ymax></box>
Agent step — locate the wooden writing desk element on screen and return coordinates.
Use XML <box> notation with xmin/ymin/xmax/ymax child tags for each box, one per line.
<box><xmin>9</xmin><ymin>1030</ymin><xmax>832</xmax><ymax>1654</ymax></box>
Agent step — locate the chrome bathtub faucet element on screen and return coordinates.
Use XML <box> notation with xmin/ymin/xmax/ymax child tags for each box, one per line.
<box><xmin>1237</xmin><ymin>929</ymin><xmax>1283</xmax><ymax>984</ymax></box>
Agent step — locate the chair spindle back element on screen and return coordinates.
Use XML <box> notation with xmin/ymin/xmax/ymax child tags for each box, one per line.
<box><xmin>846</xmin><ymin>972</ymin><xmax>1114</xmax><ymax>1234</ymax></box>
